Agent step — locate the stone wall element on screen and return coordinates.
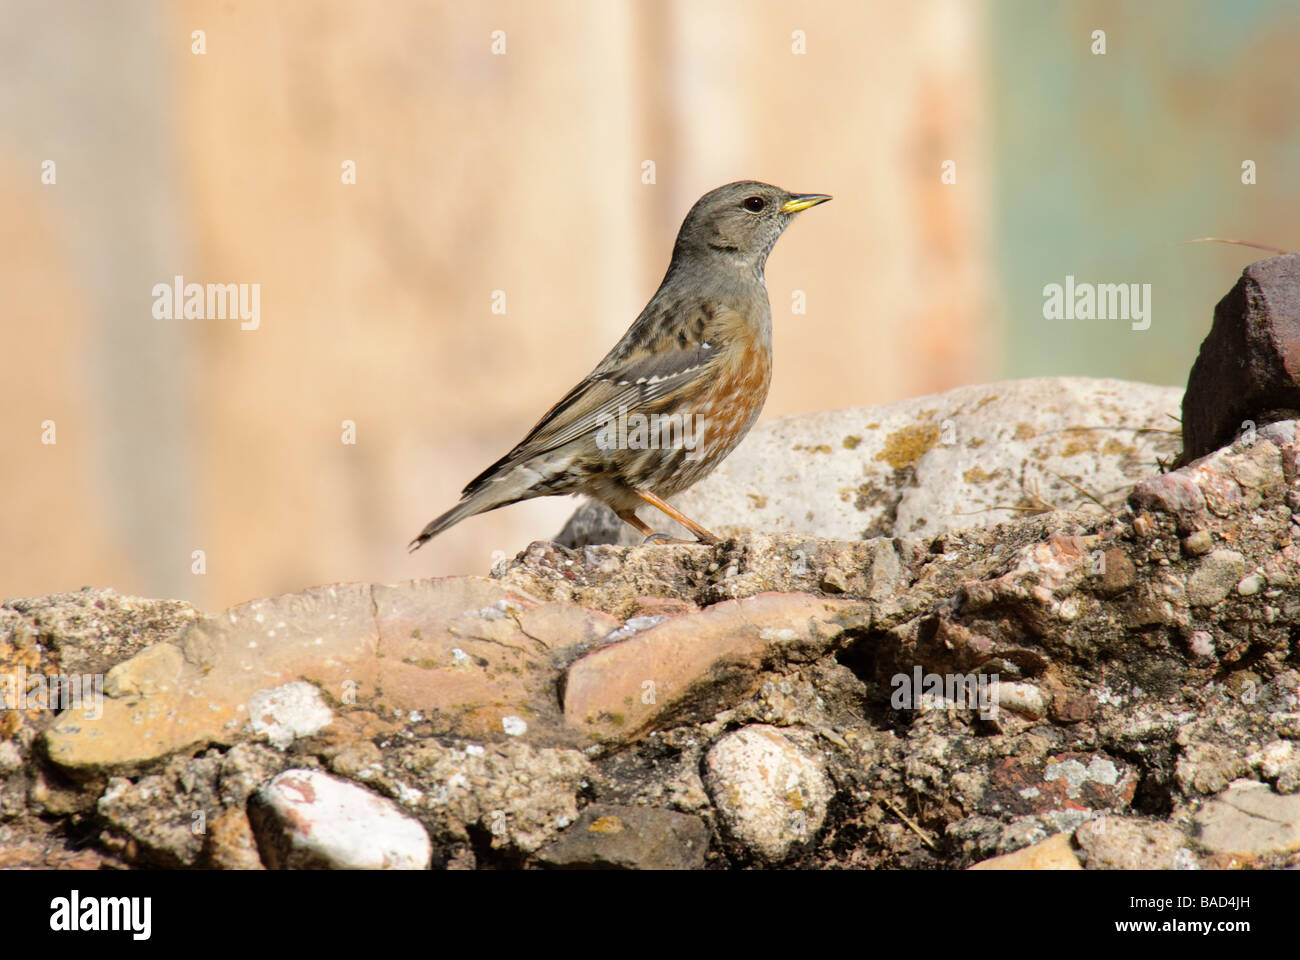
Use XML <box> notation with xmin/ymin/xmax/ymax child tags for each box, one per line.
<box><xmin>3</xmin><ymin>385</ymin><xmax>1299</xmax><ymax>869</ymax></box>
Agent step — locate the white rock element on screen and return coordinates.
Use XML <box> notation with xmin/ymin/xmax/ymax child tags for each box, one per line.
<box><xmin>704</xmin><ymin>725</ymin><xmax>832</xmax><ymax>862</ymax></box>
<box><xmin>558</xmin><ymin>377</ymin><xmax>1182</xmax><ymax>545</ymax></box>
<box><xmin>1237</xmin><ymin>573</ymin><xmax>1265</xmax><ymax>596</ymax></box>
<box><xmin>247</xmin><ymin>681</ymin><xmax>334</xmax><ymax>749</ymax></box>
<box><xmin>991</xmin><ymin>681</ymin><xmax>1047</xmax><ymax>719</ymax></box>
<box><xmin>1188</xmin><ymin>630</ymin><xmax>1216</xmax><ymax>658</ymax></box>
<box><xmin>0</xmin><ymin>740</ymin><xmax>22</xmax><ymax>776</ymax></box>
<box><xmin>252</xmin><ymin>769</ymin><xmax>431</xmax><ymax>869</ymax></box>
<box><xmin>1250</xmin><ymin>740</ymin><xmax>1296</xmax><ymax>780</ymax></box>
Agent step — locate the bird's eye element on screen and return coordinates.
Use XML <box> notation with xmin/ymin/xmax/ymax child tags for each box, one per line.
<box><xmin>741</xmin><ymin>196</ymin><xmax>766</xmax><ymax>213</ymax></box>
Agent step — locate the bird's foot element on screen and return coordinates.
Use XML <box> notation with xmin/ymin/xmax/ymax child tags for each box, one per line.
<box><xmin>642</xmin><ymin>533</ymin><xmax>695</xmax><ymax>545</ymax></box>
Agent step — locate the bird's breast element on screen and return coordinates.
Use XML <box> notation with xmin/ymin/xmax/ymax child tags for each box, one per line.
<box><xmin>696</xmin><ymin>337</ymin><xmax>772</xmax><ymax>429</ymax></box>
<box><xmin>655</xmin><ymin>335</ymin><xmax>771</xmax><ymax>493</ymax></box>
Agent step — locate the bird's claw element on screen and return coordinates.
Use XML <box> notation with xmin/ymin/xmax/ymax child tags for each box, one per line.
<box><xmin>643</xmin><ymin>533</ymin><xmax>709</xmax><ymax>545</ymax></box>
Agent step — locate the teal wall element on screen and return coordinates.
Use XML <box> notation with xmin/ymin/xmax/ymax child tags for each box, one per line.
<box><xmin>991</xmin><ymin>0</ymin><xmax>1300</xmax><ymax>387</ymax></box>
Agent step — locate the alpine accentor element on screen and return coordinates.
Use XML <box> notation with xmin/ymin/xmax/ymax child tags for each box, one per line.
<box><xmin>410</xmin><ymin>180</ymin><xmax>831</xmax><ymax>551</ymax></box>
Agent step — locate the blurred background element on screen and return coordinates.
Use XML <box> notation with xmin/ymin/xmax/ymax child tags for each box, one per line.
<box><xmin>1</xmin><ymin>0</ymin><xmax>1296</xmax><ymax>611</ymax></box>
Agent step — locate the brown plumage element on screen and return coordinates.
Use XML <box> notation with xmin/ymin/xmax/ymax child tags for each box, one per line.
<box><xmin>409</xmin><ymin>180</ymin><xmax>831</xmax><ymax>551</ymax></box>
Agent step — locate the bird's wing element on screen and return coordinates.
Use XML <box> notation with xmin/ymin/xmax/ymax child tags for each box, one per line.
<box><xmin>460</xmin><ymin>340</ymin><xmax>719</xmax><ymax>498</ymax></box>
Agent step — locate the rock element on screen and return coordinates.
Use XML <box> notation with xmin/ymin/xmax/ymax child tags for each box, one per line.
<box><xmin>246</xmin><ymin>681</ymin><xmax>334</xmax><ymax>750</ymax></box>
<box><xmin>498</xmin><ymin>534</ymin><xmax>900</xmax><ymax>612</ymax></box>
<box><xmin>42</xmin><ymin>578</ymin><xmax>619</xmax><ymax>773</ymax></box>
<box><xmin>968</xmin><ymin>832</ymin><xmax>1081</xmax><ymax>870</ymax></box>
<box><xmin>1181</xmin><ymin>529</ymin><xmax>1213</xmax><ymax>556</ymax></box>
<box><xmin>98</xmin><ymin>773</ymin><xmax>208</xmax><ymax>867</ymax></box>
<box><xmin>819</xmin><ymin>568</ymin><xmax>849</xmax><ymax>593</ymax></box>
<box><xmin>368</xmin><ymin>577</ymin><xmax>619</xmax><ymax>741</ymax></box>
<box><xmin>1128</xmin><ymin>425</ymin><xmax>1286</xmax><ymax>547</ymax></box>
<box><xmin>1193</xmin><ymin>779</ymin><xmax>1300</xmax><ymax>857</ymax></box>
<box><xmin>1073</xmin><ymin>817</ymin><xmax>1194</xmax><ymax>870</ymax></box>
<box><xmin>382</xmin><ymin>738</ymin><xmax>592</xmax><ymax>855</ymax></box>
<box><xmin>103</xmin><ymin>642</ymin><xmax>185</xmax><ymax>699</ymax></box>
<box><xmin>1180</xmin><ymin>253</ymin><xmax>1300</xmax><ymax>464</ymax></box>
<box><xmin>250</xmin><ymin>769</ymin><xmax>432</xmax><ymax>870</ymax></box>
<box><xmin>1236</xmin><ymin>572</ymin><xmax>1265</xmax><ymax>596</ymax></box>
<box><xmin>206</xmin><ymin>807</ymin><xmax>265</xmax><ymax>870</ymax></box>
<box><xmin>562</xmin><ymin>593</ymin><xmax>857</xmax><ymax>744</ymax></box>
<box><xmin>95</xmin><ymin>745</ymin><xmax>284</xmax><ymax>868</ymax></box>
<box><xmin>1186</xmin><ymin>550</ymin><xmax>1246</xmax><ymax>607</ymax></box>
<box><xmin>1179</xmin><ymin>739</ymin><xmax>1260</xmax><ymax>797</ymax></box>
<box><xmin>325</xmin><ymin>740</ymin><xmax>384</xmax><ymax>781</ymax></box>
<box><xmin>1187</xmin><ymin>630</ymin><xmax>1216</xmax><ymax>659</ymax></box>
<box><xmin>44</xmin><ymin>582</ymin><xmax>374</xmax><ymax>773</ymax></box>
<box><xmin>991</xmin><ymin>681</ymin><xmax>1048</xmax><ymax>719</ymax></box>
<box><xmin>1050</xmin><ymin>693</ymin><xmax>1099</xmax><ymax>725</ymax></box>
<box><xmin>983</xmin><ymin>753</ymin><xmax>1136</xmax><ymax>830</ymax></box>
<box><xmin>1129</xmin><ymin>473</ymin><xmax>1208</xmax><ymax>535</ymax></box>
<box><xmin>0</xmin><ymin>824</ymin><xmax>109</xmax><ymax>870</ymax></box>
<box><xmin>1</xmin><ymin>590</ymin><xmax>198</xmax><ymax>755</ymax></box>
<box><xmin>13</xmin><ymin>377</ymin><xmax>1300</xmax><ymax>871</ymax></box>
<box><xmin>0</xmin><ymin>740</ymin><xmax>21</xmax><ymax>776</ymax></box>
<box><xmin>534</xmin><ymin>804</ymin><xmax>710</xmax><ymax>870</ymax></box>
<box><xmin>1095</xmin><ymin>547</ymin><xmax>1136</xmax><ymax>594</ymax></box>
<box><xmin>1248</xmin><ymin>740</ymin><xmax>1300</xmax><ymax>794</ymax></box>
<box><xmin>2</xmin><ymin>588</ymin><xmax>199</xmax><ymax>678</ymax></box>
<box><xmin>704</xmin><ymin>725</ymin><xmax>833</xmax><ymax>862</ymax></box>
<box><xmin>557</xmin><ymin>377</ymin><xmax>1181</xmax><ymax>545</ymax></box>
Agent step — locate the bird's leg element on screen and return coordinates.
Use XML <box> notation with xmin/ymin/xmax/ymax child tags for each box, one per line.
<box><xmin>615</xmin><ymin>509</ymin><xmax>659</xmax><ymax>539</ymax></box>
<box><xmin>614</xmin><ymin>508</ymin><xmax>696</xmax><ymax>546</ymax></box>
<box><xmin>635</xmin><ymin>491</ymin><xmax>720</xmax><ymax>544</ymax></box>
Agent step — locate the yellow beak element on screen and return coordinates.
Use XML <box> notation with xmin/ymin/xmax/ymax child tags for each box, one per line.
<box><xmin>781</xmin><ymin>193</ymin><xmax>832</xmax><ymax>214</ymax></box>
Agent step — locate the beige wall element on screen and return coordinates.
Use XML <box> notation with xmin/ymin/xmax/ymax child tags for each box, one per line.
<box><xmin>0</xmin><ymin>0</ymin><xmax>993</xmax><ymax>610</ymax></box>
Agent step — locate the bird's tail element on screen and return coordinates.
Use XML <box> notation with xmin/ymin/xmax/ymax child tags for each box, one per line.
<box><xmin>407</xmin><ymin>497</ymin><xmax>489</xmax><ymax>552</ymax></box>
<box><xmin>408</xmin><ymin>461</ymin><xmax>542</xmax><ymax>552</ymax></box>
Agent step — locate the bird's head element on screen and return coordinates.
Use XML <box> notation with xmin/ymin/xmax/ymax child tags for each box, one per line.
<box><xmin>671</xmin><ymin>180</ymin><xmax>831</xmax><ymax>276</ymax></box>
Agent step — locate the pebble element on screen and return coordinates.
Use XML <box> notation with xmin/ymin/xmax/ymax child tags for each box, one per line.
<box><xmin>1186</xmin><ymin>550</ymin><xmax>1246</xmax><ymax>607</ymax></box>
<box><xmin>0</xmin><ymin>741</ymin><xmax>22</xmax><ymax>776</ymax></box>
<box><xmin>1181</xmin><ymin>529</ymin><xmax>1213</xmax><ymax>556</ymax></box>
<box><xmin>250</xmin><ymin>769</ymin><xmax>432</xmax><ymax>869</ymax></box>
<box><xmin>247</xmin><ymin>681</ymin><xmax>334</xmax><ymax>750</ymax></box>
<box><xmin>704</xmin><ymin>725</ymin><xmax>832</xmax><ymax>862</ymax></box>
<box><xmin>1187</xmin><ymin>631</ymin><xmax>1216</xmax><ymax>658</ymax></box>
<box><xmin>502</xmin><ymin>716</ymin><xmax>527</xmax><ymax>737</ymax></box>
<box><xmin>991</xmin><ymin>681</ymin><xmax>1047</xmax><ymax>720</ymax></box>
<box><xmin>1074</xmin><ymin>817</ymin><xmax>1193</xmax><ymax>870</ymax></box>
<box><xmin>819</xmin><ymin>569</ymin><xmax>848</xmax><ymax>594</ymax></box>
<box><xmin>535</xmin><ymin>804</ymin><xmax>710</xmax><ymax>870</ymax></box>
<box><xmin>968</xmin><ymin>832</ymin><xmax>1081</xmax><ymax>870</ymax></box>
<box><xmin>1236</xmin><ymin>573</ymin><xmax>1265</xmax><ymax>596</ymax></box>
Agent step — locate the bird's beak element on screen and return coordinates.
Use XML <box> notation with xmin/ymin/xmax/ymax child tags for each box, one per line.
<box><xmin>781</xmin><ymin>193</ymin><xmax>832</xmax><ymax>214</ymax></box>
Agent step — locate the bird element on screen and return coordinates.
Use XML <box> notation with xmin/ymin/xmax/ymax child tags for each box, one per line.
<box><xmin>409</xmin><ymin>180</ymin><xmax>831</xmax><ymax>552</ymax></box>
